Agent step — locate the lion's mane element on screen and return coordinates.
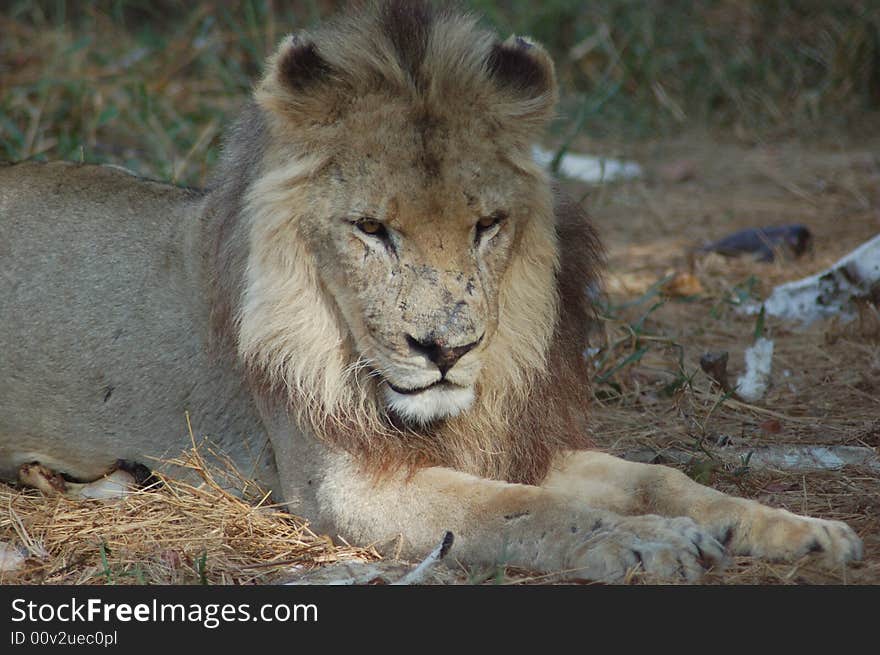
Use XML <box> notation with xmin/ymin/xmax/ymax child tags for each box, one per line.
<box><xmin>202</xmin><ymin>0</ymin><xmax>602</xmax><ymax>485</ymax></box>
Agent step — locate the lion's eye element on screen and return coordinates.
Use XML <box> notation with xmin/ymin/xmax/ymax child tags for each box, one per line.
<box><xmin>356</xmin><ymin>218</ymin><xmax>388</xmax><ymax>239</ymax></box>
<box><xmin>475</xmin><ymin>211</ymin><xmax>507</xmax><ymax>241</ymax></box>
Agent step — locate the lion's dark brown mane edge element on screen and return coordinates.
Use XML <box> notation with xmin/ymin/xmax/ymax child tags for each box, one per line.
<box><xmin>202</xmin><ymin>102</ymin><xmax>268</xmax><ymax>352</ymax></box>
<box><xmin>499</xmin><ymin>190</ymin><xmax>602</xmax><ymax>484</ymax></box>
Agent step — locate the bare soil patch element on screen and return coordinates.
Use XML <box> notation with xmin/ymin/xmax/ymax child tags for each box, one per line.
<box><xmin>578</xmin><ymin>131</ymin><xmax>880</xmax><ymax>584</ymax></box>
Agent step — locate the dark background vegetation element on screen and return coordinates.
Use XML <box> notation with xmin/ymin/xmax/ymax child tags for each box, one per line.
<box><xmin>2</xmin><ymin>1</ymin><xmax>879</xmax><ymax>184</ymax></box>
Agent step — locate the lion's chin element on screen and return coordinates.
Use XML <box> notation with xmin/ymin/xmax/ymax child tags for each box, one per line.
<box><xmin>382</xmin><ymin>383</ymin><xmax>475</xmax><ymax>425</ymax></box>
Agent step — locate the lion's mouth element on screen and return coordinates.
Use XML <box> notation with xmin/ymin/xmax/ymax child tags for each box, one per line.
<box><xmin>387</xmin><ymin>380</ymin><xmax>461</xmax><ymax>395</ymax></box>
<box><xmin>382</xmin><ymin>378</ymin><xmax>476</xmax><ymax>425</ymax></box>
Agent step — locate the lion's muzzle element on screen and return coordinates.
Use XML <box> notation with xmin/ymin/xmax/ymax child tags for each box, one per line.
<box><xmin>404</xmin><ymin>333</ymin><xmax>483</xmax><ymax>376</ymax></box>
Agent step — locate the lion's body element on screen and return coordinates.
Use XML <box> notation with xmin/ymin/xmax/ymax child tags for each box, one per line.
<box><xmin>0</xmin><ymin>1</ymin><xmax>862</xmax><ymax>581</ymax></box>
<box><xmin>0</xmin><ymin>162</ymin><xmax>277</xmax><ymax>489</ymax></box>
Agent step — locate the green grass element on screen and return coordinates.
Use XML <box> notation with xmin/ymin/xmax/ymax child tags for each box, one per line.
<box><xmin>474</xmin><ymin>0</ymin><xmax>880</xmax><ymax>136</ymax></box>
<box><xmin>1</xmin><ymin>1</ymin><xmax>878</xmax><ymax>185</ymax></box>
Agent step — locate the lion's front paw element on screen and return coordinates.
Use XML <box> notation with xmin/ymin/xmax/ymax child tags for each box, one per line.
<box><xmin>729</xmin><ymin>511</ymin><xmax>863</xmax><ymax>567</ymax></box>
<box><xmin>567</xmin><ymin>515</ymin><xmax>727</xmax><ymax>583</ymax></box>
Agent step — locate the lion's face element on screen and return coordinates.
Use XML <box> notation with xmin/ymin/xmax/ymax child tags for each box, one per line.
<box><xmin>298</xmin><ymin>101</ymin><xmax>539</xmax><ymax>425</ymax></box>
<box><xmin>242</xmin><ymin>10</ymin><xmax>563</xmax><ymax>434</ymax></box>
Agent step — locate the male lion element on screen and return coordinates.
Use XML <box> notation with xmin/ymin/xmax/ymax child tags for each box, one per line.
<box><xmin>0</xmin><ymin>1</ymin><xmax>862</xmax><ymax>582</ymax></box>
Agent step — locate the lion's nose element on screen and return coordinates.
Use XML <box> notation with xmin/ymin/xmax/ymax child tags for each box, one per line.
<box><xmin>406</xmin><ymin>334</ymin><xmax>482</xmax><ymax>376</ymax></box>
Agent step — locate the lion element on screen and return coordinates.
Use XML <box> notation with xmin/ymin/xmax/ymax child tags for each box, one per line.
<box><xmin>0</xmin><ymin>0</ymin><xmax>862</xmax><ymax>582</ymax></box>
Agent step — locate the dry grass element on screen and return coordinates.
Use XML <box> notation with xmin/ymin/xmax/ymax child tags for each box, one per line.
<box><xmin>0</xmin><ymin>447</ymin><xmax>378</xmax><ymax>585</ymax></box>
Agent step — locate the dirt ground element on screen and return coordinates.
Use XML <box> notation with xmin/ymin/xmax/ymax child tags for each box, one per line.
<box><xmin>1</xmin><ymin>132</ymin><xmax>878</xmax><ymax>585</ymax></box>
<box><xmin>576</xmin><ymin>130</ymin><xmax>880</xmax><ymax>584</ymax></box>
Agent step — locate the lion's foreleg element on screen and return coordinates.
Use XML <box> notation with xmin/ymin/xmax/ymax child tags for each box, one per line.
<box><xmin>544</xmin><ymin>450</ymin><xmax>862</xmax><ymax>567</ymax></box>
<box><xmin>307</xmin><ymin>455</ymin><xmax>726</xmax><ymax>582</ymax></box>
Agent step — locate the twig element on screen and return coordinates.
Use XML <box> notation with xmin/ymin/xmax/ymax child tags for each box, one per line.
<box><xmin>392</xmin><ymin>532</ymin><xmax>454</xmax><ymax>585</ymax></box>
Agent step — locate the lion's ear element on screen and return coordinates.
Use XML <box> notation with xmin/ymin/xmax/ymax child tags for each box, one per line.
<box><xmin>277</xmin><ymin>35</ymin><xmax>332</xmax><ymax>91</ymax></box>
<box><xmin>485</xmin><ymin>35</ymin><xmax>558</xmax><ymax>125</ymax></box>
<box><xmin>255</xmin><ymin>34</ymin><xmax>337</xmax><ymax>124</ymax></box>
